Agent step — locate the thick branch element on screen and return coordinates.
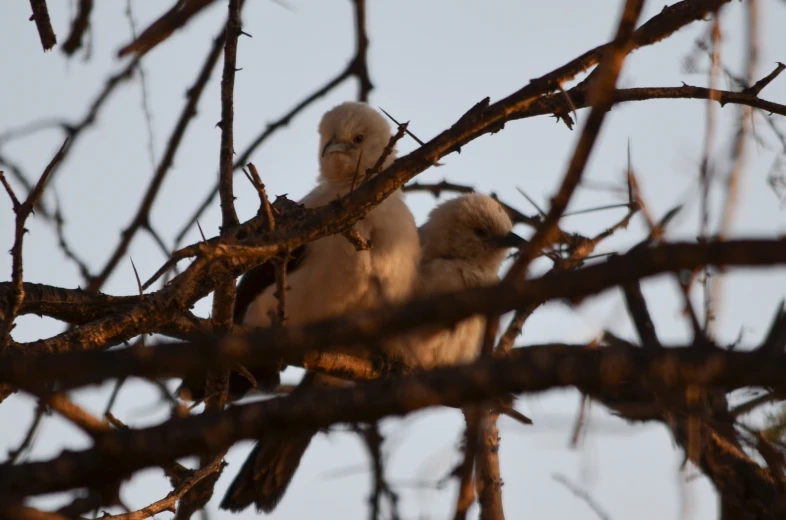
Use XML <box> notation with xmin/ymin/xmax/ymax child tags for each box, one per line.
<box><xmin>5</xmin><ymin>239</ymin><xmax>786</xmax><ymax>390</ymax></box>
<box><xmin>5</xmin><ymin>343</ymin><xmax>786</xmax><ymax>499</ymax></box>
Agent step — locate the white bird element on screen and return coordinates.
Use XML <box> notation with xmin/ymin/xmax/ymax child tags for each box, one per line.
<box><xmin>218</xmin><ymin>101</ymin><xmax>420</xmax><ymax>513</ymax></box>
<box><xmin>388</xmin><ymin>193</ymin><xmax>526</xmax><ymax>370</ymax></box>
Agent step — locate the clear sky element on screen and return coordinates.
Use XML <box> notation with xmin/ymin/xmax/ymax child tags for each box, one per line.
<box><xmin>1</xmin><ymin>1</ymin><xmax>786</xmax><ymax>519</ymax></box>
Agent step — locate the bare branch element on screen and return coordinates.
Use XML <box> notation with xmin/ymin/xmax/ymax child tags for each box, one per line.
<box><xmin>453</xmin><ymin>407</ymin><xmax>480</xmax><ymax>520</ymax></box>
<box><xmin>96</xmin><ymin>455</ymin><xmax>224</xmax><ymax>520</ymax></box>
<box><xmin>61</xmin><ymin>0</ymin><xmax>93</xmax><ymax>56</ymax></box>
<box><xmin>552</xmin><ymin>474</ymin><xmax>612</xmax><ymax>520</ymax></box>
<box><xmin>28</xmin><ymin>0</ymin><xmax>57</xmax><ymax>51</ymax></box>
<box><xmin>7</xmin><ymin>342</ymin><xmax>786</xmax><ymax>501</ymax></box>
<box><xmin>350</xmin><ymin>0</ymin><xmax>373</xmax><ymax>101</ymax></box>
<box><xmin>1</xmin><ymin>138</ymin><xmax>68</xmax><ymax>347</ymax></box>
<box><xmin>117</xmin><ymin>0</ymin><xmax>216</xmax><ymax>58</ymax></box>
<box><xmin>244</xmin><ymin>163</ymin><xmax>275</xmax><ymax>228</ymax></box>
<box><xmin>5</xmin><ymin>402</ymin><xmax>45</xmax><ymax>465</ymax></box>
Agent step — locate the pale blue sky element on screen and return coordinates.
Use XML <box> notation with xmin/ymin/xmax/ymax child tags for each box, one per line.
<box><xmin>1</xmin><ymin>1</ymin><xmax>786</xmax><ymax>518</ymax></box>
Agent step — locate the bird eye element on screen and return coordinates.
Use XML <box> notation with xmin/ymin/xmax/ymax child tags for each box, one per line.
<box><xmin>353</xmin><ymin>134</ymin><xmax>365</xmax><ymax>144</ymax></box>
<box><xmin>473</xmin><ymin>227</ymin><xmax>488</xmax><ymax>238</ymax></box>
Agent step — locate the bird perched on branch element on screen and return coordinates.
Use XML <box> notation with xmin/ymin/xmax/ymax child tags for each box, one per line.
<box><xmin>389</xmin><ymin>193</ymin><xmax>526</xmax><ymax>369</ymax></box>
<box><xmin>218</xmin><ymin>101</ymin><xmax>420</xmax><ymax>513</ymax></box>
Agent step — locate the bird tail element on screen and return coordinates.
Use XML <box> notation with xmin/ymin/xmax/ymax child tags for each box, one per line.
<box><xmin>219</xmin><ymin>428</ymin><xmax>315</xmax><ymax>513</ymax></box>
<box><xmin>220</xmin><ymin>371</ymin><xmax>345</xmax><ymax>513</ymax></box>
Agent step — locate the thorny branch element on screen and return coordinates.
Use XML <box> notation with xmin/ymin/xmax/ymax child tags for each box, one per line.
<box><xmin>175</xmin><ymin>1</ymin><xmax>242</xmax><ymax>516</ymax></box>
<box><xmin>0</xmin><ymin>139</ymin><xmax>68</xmax><ymax>347</ymax></box>
<box><xmin>4</xmin><ymin>238</ymin><xmax>786</xmax><ymax>392</ymax></box>
<box><xmin>3</xmin><ymin>0</ymin><xmax>786</xmax><ymax>518</ymax></box>
<box><xmin>7</xmin><ymin>341</ymin><xmax>786</xmax><ymax>500</ymax></box>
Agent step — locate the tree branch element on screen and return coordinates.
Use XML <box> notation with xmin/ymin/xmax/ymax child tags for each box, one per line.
<box><xmin>4</xmin><ymin>239</ymin><xmax>786</xmax><ymax>390</ymax></box>
<box><xmin>0</xmin><ymin>139</ymin><xmax>68</xmax><ymax>347</ymax></box>
<box><xmin>28</xmin><ymin>0</ymin><xmax>57</xmax><ymax>51</ymax></box>
<box><xmin>61</xmin><ymin>0</ymin><xmax>93</xmax><ymax>56</ymax></box>
<box><xmin>6</xmin><ymin>342</ymin><xmax>786</xmax><ymax>500</ymax></box>
<box><xmin>117</xmin><ymin>0</ymin><xmax>216</xmax><ymax>58</ymax></box>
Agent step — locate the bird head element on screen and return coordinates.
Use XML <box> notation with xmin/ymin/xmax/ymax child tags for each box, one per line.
<box><xmin>420</xmin><ymin>194</ymin><xmax>526</xmax><ymax>271</ymax></box>
<box><xmin>318</xmin><ymin>102</ymin><xmax>395</xmax><ymax>187</ymax></box>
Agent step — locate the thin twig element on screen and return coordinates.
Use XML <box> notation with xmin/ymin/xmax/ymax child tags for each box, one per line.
<box><xmin>125</xmin><ymin>0</ymin><xmax>158</xmax><ymax>173</ymax></box>
<box><xmin>552</xmin><ymin>474</ymin><xmax>612</xmax><ymax>520</ymax></box>
<box><xmin>244</xmin><ymin>163</ymin><xmax>275</xmax><ymax>227</ymax></box>
<box><xmin>366</xmin><ymin>121</ymin><xmax>408</xmax><ymax>181</ymax></box>
<box><xmin>5</xmin><ymin>402</ymin><xmax>46</xmax><ymax>464</ymax></box>
<box><xmin>453</xmin><ymin>407</ymin><xmax>481</xmax><ymax>520</ymax></box>
<box><xmin>1</xmin><ymin>139</ymin><xmax>68</xmax><ymax>347</ymax></box>
<box><xmin>356</xmin><ymin>423</ymin><xmax>400</xmax><ymax>520</ymax></box>
<box><xmin>98</xmin><ymin>456</ymin><xmax>224</xmax><ymax>520</ymax></box>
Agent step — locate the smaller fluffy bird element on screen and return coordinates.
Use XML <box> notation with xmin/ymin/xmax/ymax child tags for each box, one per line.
<box><xmin>389</xmin><ymin>193</ymin><xmax>525</xmax><ymax>370</ymax></box>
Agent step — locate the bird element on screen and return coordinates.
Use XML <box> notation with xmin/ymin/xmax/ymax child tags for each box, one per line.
<box><xmin>218</xmin><ymin>101</ymin><xmax>421</xmax><ymax>513</ymax></box>
<box><xmin>387</xmin><ymin>193</ymin><xmax>526</xmax><ymax>370</ymax></box>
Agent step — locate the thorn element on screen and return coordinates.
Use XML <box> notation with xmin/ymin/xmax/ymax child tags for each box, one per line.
<box><xmin>626</xmin><ymin>138</ymin><xmax>634</xmax><ymax>205</ymax></box>
<box><xmin>242</xmin><ymin>167</ymin><xmax>255</xmax><ymax>186</ymax></box>
<box><xmin>378</xmin><ymin>107</ymin><xmax>425</xmax><ymax>146</ymax></box>
<box><xmin>562</xmin><ymin>203</ymin><xmax>631</xmax><ymax>217</ymax></box>
<box><xmin>130</xmin><ymin>258</ymin><xmax>144</xmax><ymax>297</ymax></box>
<box><xmin>196</xmin><ymin>220</ymin><xmax>207</xmax><ymax>243</ymax></box>
<box><xmin>516</xmin><ymin>186</ymin><xmax>546</xmax><ymax>217</ymax></box>
<box><xmin>497</xmin><ymin>404</ymin><xmax>534</xmax><ymax>426</ymax></box>
<box><xmin>240</xmin><ymin>30</ymin><xmax>253</xmax><ymax>38</ymax></box>
<box><xmin>557</xmin><ymin>82</ymin><xmax>578</xmax><ymax>126</ymax></box>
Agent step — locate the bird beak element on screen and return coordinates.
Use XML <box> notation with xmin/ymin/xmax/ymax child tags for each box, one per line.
<box><xmin>489</xmin><ymin>231</ymin><xmax>527</xmax><ymax>249</ymax></box>
<box><xmin>321</xmin><ymin>135</ymin><xmax>353</xmax><ymax>157</ymax></box>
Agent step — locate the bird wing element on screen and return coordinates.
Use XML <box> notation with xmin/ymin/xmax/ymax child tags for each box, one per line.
<box><xmin>234</xmin><ymin>244</ymin><xmax>308</xmax><ymax>323</ymax></box>
<box><xmin>178</xmin><ymin>244</ymin><xmax>308</xmax><ymax>401</ymax></box>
